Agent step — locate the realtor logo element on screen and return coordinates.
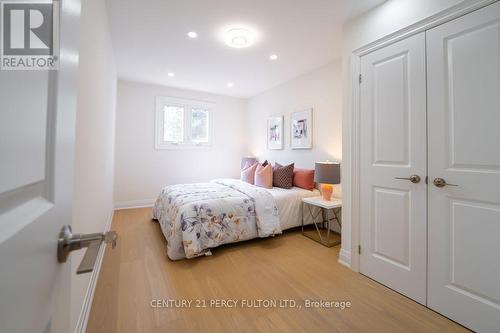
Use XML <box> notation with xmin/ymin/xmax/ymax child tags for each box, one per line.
<box><xmin>1</xmin><ymin>0</ymin><xmax>59</xmax><ymax>70</ymax></box>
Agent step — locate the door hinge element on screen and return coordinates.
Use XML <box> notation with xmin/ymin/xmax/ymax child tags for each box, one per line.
<box><xmin>358</xmin><ymin>245</ymin><xmax>361</xmax><ymax>255</ymax></box>
<box><xmin>358</xmin><ymin>74</ymin><xmax>362</xmax><ymax>84</ymax></box>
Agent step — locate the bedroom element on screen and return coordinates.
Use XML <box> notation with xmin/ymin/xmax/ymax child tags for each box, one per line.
<box><xmin>0</xmin><ymin>0</ymin><xmax>499</xmax><ymax>332</ymax></box>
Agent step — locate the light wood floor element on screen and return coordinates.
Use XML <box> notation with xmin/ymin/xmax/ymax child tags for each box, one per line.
<box><xmin>87</xmin><ymin>208</ymin><xmax>469</xmax><ymax>333</ymax></box>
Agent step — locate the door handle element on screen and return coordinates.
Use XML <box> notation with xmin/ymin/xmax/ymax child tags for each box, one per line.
<box><xmin>395</xmin><ymin>174</ymin><xmax>421</xmax><ymax>183</ymax></box>
<box><xmin>57</xmin><ymin>225</ymin><xmax>118</xmax><ymax>274</ymax></box>
<box><xmin>433</xmin><ymin>177</ymin><xmax>458</xmax><ymax>188</ymax></box>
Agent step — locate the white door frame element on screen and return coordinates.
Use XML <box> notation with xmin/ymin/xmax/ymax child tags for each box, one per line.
<box><xmin>347</xmin><ymin>0</ymin><xmax>498</xmax><ymax>272</ymax></box>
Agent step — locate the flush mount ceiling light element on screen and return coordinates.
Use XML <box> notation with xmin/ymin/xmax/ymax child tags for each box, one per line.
<box><xmin>167</xmin><ymin>72</ymin><xmax>175</xmax><ymax>77</ymax></box>
<box><xmin>270</xmin><ymin>54</ymin><xmax>278</xmax><ymax>60</ymax></box>
<box><xmin>227</xmin><ymin>82</ymin><xmax>234</xmax><ymax>88</ymax></box>
<box><xmin>187</xmin><ymin>31</ymin><xmax>197</xmax><ymax>38</ymax></box>
<box><xmin>224</xmin><ymin>27</ymin><xmax>256</xmax><ymax>48</ymax></box>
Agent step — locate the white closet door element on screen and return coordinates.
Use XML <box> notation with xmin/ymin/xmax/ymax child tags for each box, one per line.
<box><xmin>359</xmin><ymin>32</ymin><xmax>427</xmax><ymax>304</ymax></box>
<box><xmin>427</xmin><ymin>2</ymin><xmax>500</xmax><ymax>332</ymax></box>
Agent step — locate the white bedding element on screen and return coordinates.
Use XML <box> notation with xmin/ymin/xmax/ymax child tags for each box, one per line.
<box><xmin>266</xmin><ymin>186</ymin><xmax>321</xmax><ymax>230</ymax></box>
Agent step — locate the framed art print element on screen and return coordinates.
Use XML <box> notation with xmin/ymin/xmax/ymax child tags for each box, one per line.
<box><xmin>290</xmin><ymin>108</ymin><xmax>312</xmax><ymax>149</ymax></box>
<box><xmin>267</xmin><ymin>115</ymin><xmax>284</xmax><ymax>150</ymax></box>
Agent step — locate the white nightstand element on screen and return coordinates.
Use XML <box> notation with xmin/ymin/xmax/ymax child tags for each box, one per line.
<box><xmin>301</xmin><ymin>196</ymin><xmax>342</xmax><ymax>247</ymax></box>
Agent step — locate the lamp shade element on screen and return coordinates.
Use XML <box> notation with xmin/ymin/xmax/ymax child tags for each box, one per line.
<box><xmin>314</xmin><ymin>162</ymin><xmax>340</xmax><ymax>184</ymax></box>
<box><xmin>241</xmin><ymin>156</ymin><xmax>258</xmax><ymax>169</ymax></box>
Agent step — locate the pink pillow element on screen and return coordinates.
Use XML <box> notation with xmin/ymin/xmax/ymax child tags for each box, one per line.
<box><xmin>255</xmin><ymin>163</ymin><xmax>273</xmax><ymax>188</ymax></box>
<box><xmin>293</xmin><ymin>168</ymin><xmax>315</xmax><ymax>190</ymax></box>
<box><xmin>241</xmin><ymin>162</ymin><xmax>258</xmax><ymax>184</ymax></box>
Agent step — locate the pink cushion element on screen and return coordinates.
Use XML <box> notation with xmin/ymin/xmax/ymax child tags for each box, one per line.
<box><xmin>293</xmin><ymin>168</ymin><xmax>315</xmax><ymax>190</ymax></box>
<box><xmin>255</xmin><ymin>163</ymin><xmax>273</xmax><ymax>188</ymax></box>
<box><xmin>241</xmin><ymin>162</ymin><xmax>258</xmax><ymax>184</ymax></box>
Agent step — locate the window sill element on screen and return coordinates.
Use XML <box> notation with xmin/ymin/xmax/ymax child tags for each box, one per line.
<box><xmin>155</xmin><ymin>142</ymin><xmax>212</xmax><ymax>150</ymax></box>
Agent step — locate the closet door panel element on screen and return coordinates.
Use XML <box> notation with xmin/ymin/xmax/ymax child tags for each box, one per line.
<box><xmin>359</xmin><ymin>32</ymin><xmax>427</xmax><ymax>305</ymax></box>
<box><xmin>427</xmin><ymin>2</ymin><xmax>500</xmax><ymax>332</ymax></box>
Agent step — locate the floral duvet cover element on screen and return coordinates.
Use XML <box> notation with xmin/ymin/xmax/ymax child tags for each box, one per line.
<box><xmin>152</xmin><ymin>179</ymin><xmax>281</xmax><ymax>260</ymax></box>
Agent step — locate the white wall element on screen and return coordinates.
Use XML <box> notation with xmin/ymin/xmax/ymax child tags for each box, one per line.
<box><xmin>246</xmin><ymin>60</ymin><xmax>343</xmax><ymax>197</ymax></box>
<box><xmin>114</xmin><ymin>80</ymin><xmax>247</xmax><ymax>207</ymax></box>
<box><xmin>341</xmin><ymin>0</ymin><xmax>475</xmax><ymax>267</ymax></box>
<box><xmin>71</xmin><ymin>0</ymin><xmax>117</xmax><ymax>331</ymax></box>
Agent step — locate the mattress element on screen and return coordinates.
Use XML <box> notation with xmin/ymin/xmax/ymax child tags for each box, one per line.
<box><xmin>265</xmin><ymin>186</ymin><xmax>321</xmax><ymax>230</ymax></box>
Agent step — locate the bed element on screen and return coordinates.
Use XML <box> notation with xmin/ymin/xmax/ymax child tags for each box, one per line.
<box><xmin>152</xmin><ymin>178</ymin><xmax>320</xmax><ymax>260</ymax></box>
<box><xmin>266</xmin><ymin>185</ymin><xmax>320</xmax><ymax>230</ymax></box>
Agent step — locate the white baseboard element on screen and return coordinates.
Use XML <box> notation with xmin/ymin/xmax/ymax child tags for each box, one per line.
<box><xmin>338</xmin><ymin>248</ymin><xmax>351</xmax><ymax>268</ymax></box>
<box><xmin>74</xmin><ymin>211</ymin><xmax>114</xmax><ymax>333</ymax></box>
<box><xmin>114</xmin><ymin>199</ymin><xmax>154</xmax><ymax>210</ymax></box>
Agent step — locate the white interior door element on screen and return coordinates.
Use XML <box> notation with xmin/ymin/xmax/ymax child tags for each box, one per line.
<box><xmin>359</xmin><ymin>32</ymin><xmax>427</xmax><ymax>304</ymax></box>
<box><xmin>427</xmin><ymin>2</ymin><xmax>500</xmax><ymax>332</ymax></box>
<box><xmin>0</xmin><ymin>1</ymin><xmax>80</xmax><ymax>332</ymax></box>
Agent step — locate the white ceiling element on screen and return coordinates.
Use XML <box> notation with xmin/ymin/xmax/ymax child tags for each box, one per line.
<box><xmin>106</xmin><ymin>0</ymin><xmax>385</xmax><ymax>98</ymax></box>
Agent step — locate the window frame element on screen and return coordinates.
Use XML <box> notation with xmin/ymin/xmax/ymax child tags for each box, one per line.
<box><xmin>155</xmin><ymin>96</ymin><xmax>214</xmax><ymax>150</ymax></box>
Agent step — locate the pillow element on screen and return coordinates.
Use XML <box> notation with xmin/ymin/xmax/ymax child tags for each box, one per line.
<box><xmin>242</xmin><ymin>161</ymin><xmax>253</xmax><ymax>170</ymax></box>
<box><xmin>241</xmin><ymin>162</ymin><xmax>258</xmax><ymax>184</ymax></box>
<box><xmin>273</xmin><ymin>163</ymin><xmax>294</xmax><ymax>189</ymax></box>
<box><xmin>241</xmin><ymin>157</ymin><xmax>257</xmax><ymax>170</ymax></box>
<box><xmin>255</xmin><ymin>163</ymin><xmax>273</xmax><ymax>188</ymax></box>
<box><xmin>293</xmin><ymin>168</ymin><xmax>315</xmax><ymax>190</ymax></box>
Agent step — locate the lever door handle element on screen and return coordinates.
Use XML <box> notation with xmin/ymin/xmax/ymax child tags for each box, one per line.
<box><xmin>433</xmin><ymin>177</ymin><xmax>458</xmax><ymax>188</ymax></box>
<box><xmin>58</xmin><ymin>225</ymin><xmax>118</xmax><ymax>274</ymax></box>
<box><xmin>78</xmin><ymin>241</ymin><xmax>101</xmax><ymax>274</ymax></box>
<box><xmin>395</xmin><ymin>174</ymin><xmax>421</xmax><ymax>183</ymax></box>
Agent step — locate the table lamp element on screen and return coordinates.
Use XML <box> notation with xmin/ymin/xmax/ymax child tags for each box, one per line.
<box><xmin>314</xmin><ymin>161</ymin><xmax>340</xmax><ymax>201</ymax></box>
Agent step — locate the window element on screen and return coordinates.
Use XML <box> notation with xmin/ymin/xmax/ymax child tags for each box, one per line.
<box><xmin>155</xmin><ymin>96</ymin><xmax>214</xmax><ymax>149</ymax></box>
<box><xmin>191</xmin><ymin>108</ymin><xmax>209</xmax><ymax>143</ymax></box>
<box><xmin>163</xmin><ymin>105</ymin><xmax>184</xmax><ymax>142</ymax></box>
